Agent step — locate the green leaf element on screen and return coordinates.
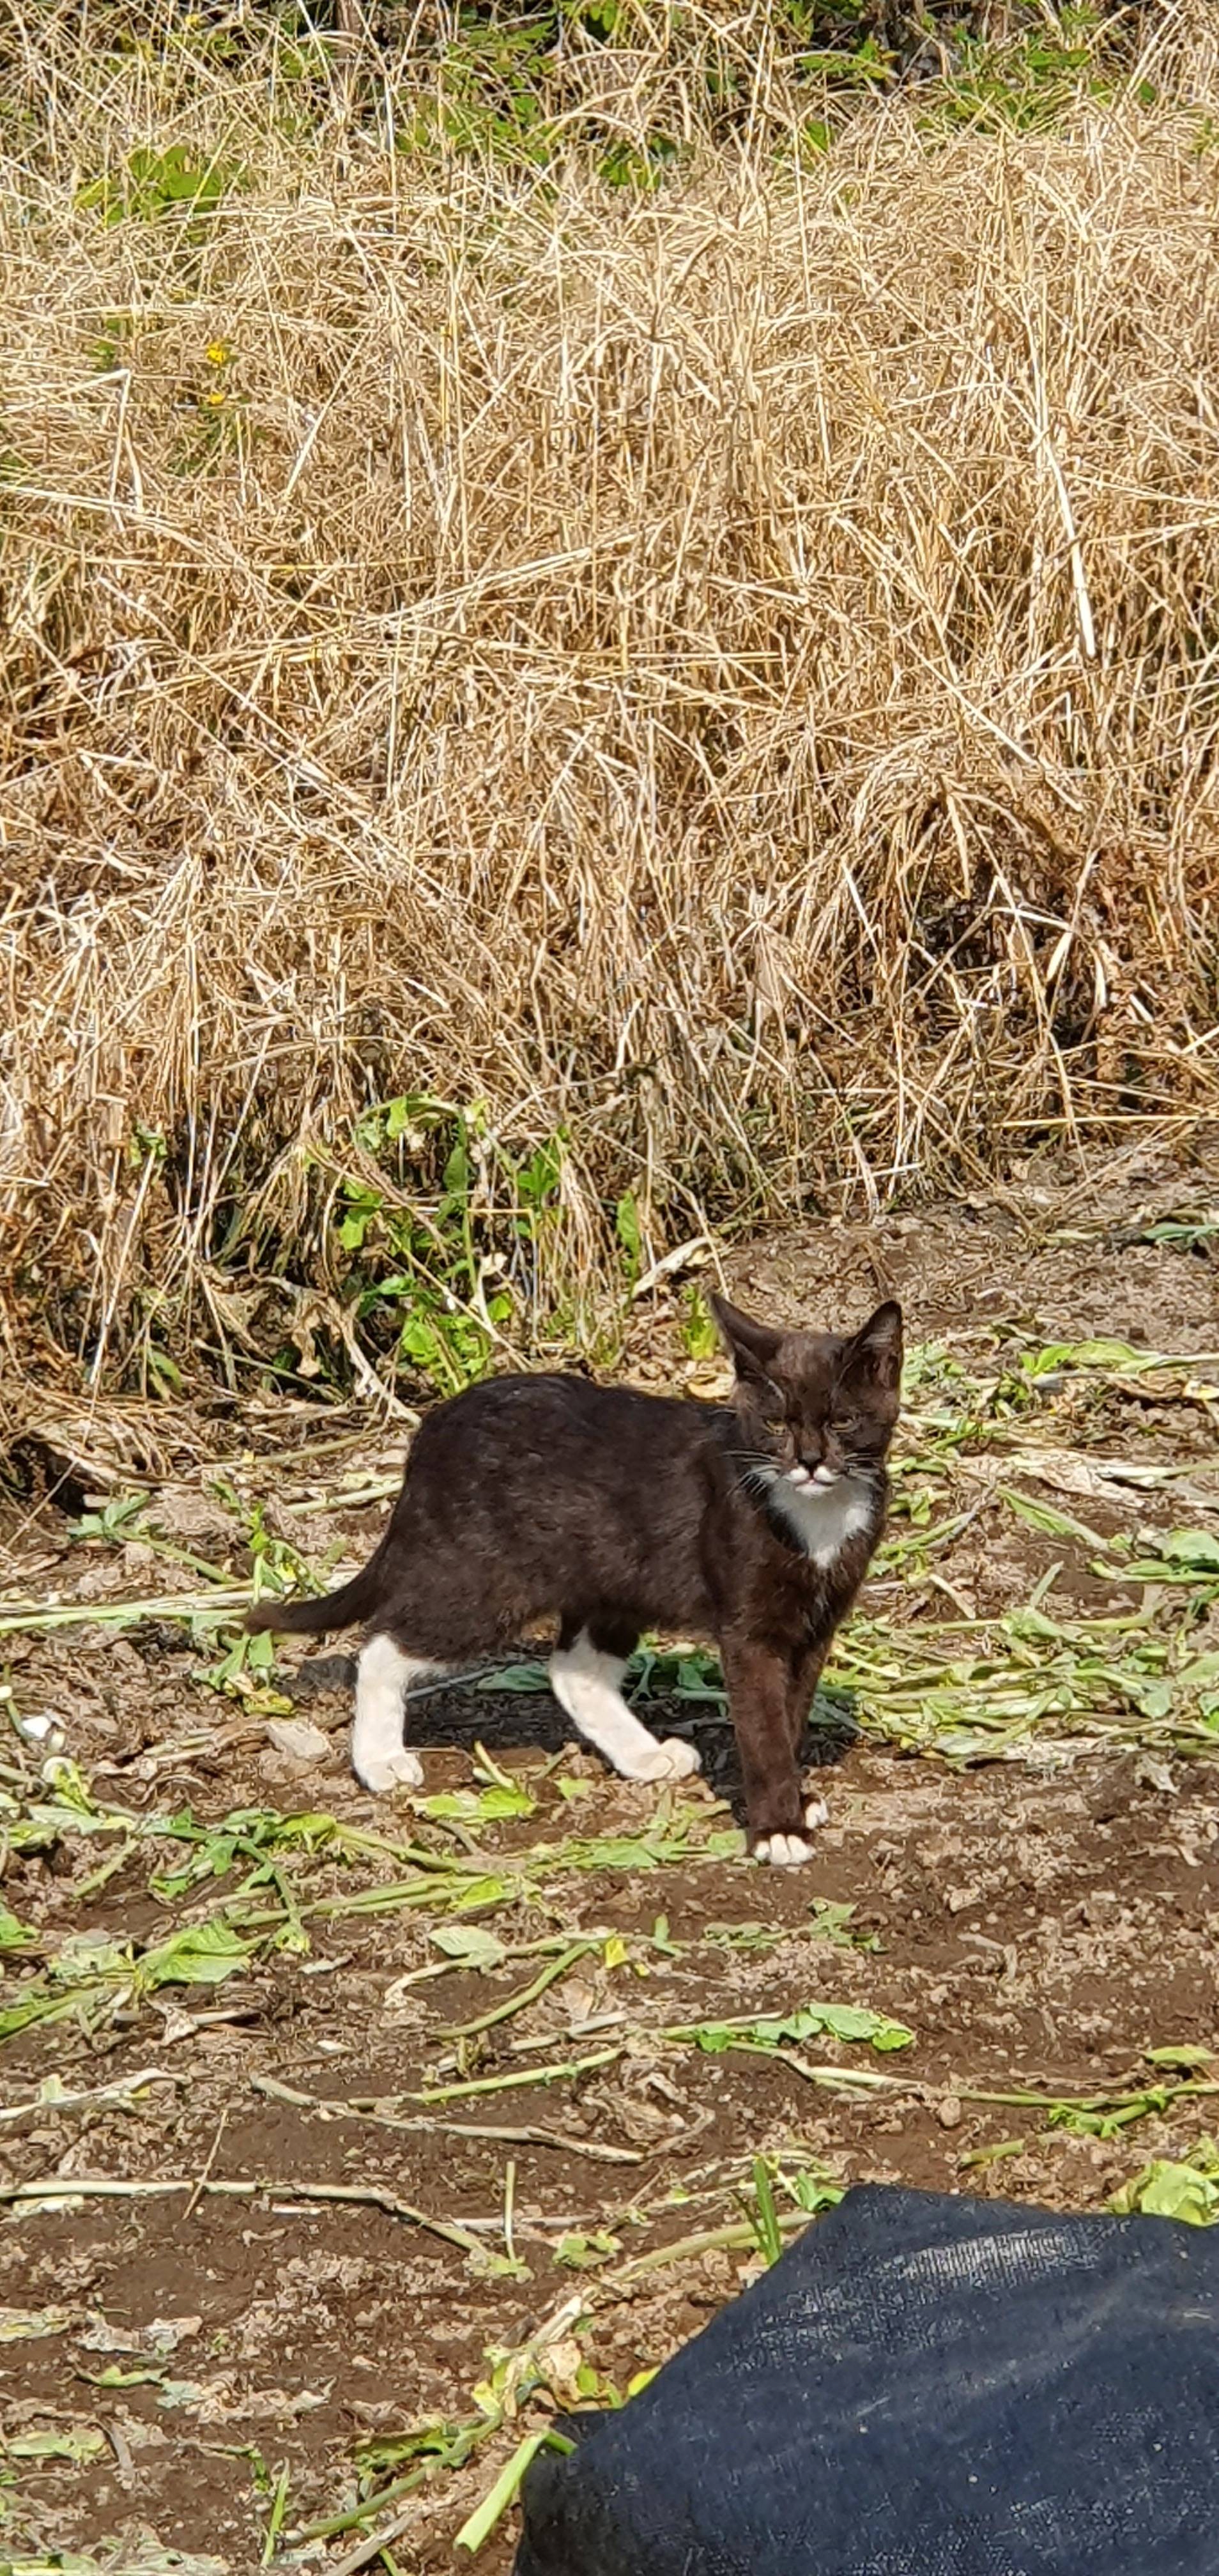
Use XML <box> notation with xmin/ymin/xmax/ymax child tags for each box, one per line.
<box><xmin>443</xmin><ymin>1137</ymin><xmax>471</xmax><ymax>1200</ymax></box>
<box><xmin>793</xmin><ymin>2002</ymin><xmax>914</xmax><ymax>2050</ymax></box>
<box><xmin>38</xmin><ymin>1757</ymin><xmax>100</xmax><ymax>1818</ymax></box>
<box><xmin>866</xmin><ymin>2018</ymin><xmax>917</xmax><ymax>2053</ymax></box>
<box><xmin>6</xmin><ymin>2423</ymin><xmax>107</xmax><ymax>2462</ymax></box>
<box><xmin>673</xmin><ymin>1655</ymin><xmax>727</xmax><ymax>1702</ymax></box>
<box><xmin>518</xmin><ymin>1133</ymin><xmax>565</xmax><ymax>1209</ymax></box>
<box><xmin>573</xmin><ymin>1832</ymin><xmax>664</xmax><ymax>1869</ymax></box>
<box><xmin>1002</xmin><ymin>1491</ymin><xmax>1112</xmax><ymax>1549</ymax></box>
<box><xmin>430</xmin><ymin>1924</ymin><xmax>507</xmax><ymax>1972</ymax></box>
<box><xmin>0</xmin><ymin>2306</ymin><xmax>73</xmax><ymax>2340</ymax></box>
<box><xmin>476</xmin><ymin>1660</ymin><xmax>551</xmax><ymax>1694</ymax></box>
<box><xmin>1160</xmin><ymin>1529</ymin><xmax>1219</xmax><ymax>1570</ymax></box>
<box><xmin>48</xmin><ymin>1931</ymin><xmax>130</xmax><ymax>1982</ymax></box>
<box><xmin>141</xmin><ymin>1919</ymin><xmax>253</xmax><ymax>1989</ymax></box>
<box><xmin>86</xmin><ymin>2363</ymin><xmax>166</xmax><ymax>2387</ymax></box>
<box><xmin>1141</xmin><ymin>2166</ymin><xmax>1219</xmax><ymax>2222</ymax></box>
<box><xmin>808</xmin><ymin>1898</ymin><xmax>876</xmax><ymax>1950</ymax></box>
<box><xmin>682</xmin><ymin>1288</ymin><xmax>719</xmax><ymax>1360</ymax></box>
<box><xmin>415</xmin><ymin>1784</ymin><xmax>536</xmax><ymax>1823</ymax></box>
<box><xmin>553</xmin><ymin>2228</ymin><xmax>620</xmax><ymax>2269</ymax></box>
<box><xmin>445</xmin><ymin>1874</ymin><xmax>516</xmax><ymax>1913</ymax></box>
<box><xmin>1134</xmin><ymin>1213</ymin><xmax>1219</xmax><ymax>1249</ymax></box>
<box><xmin>354</xmin><ymin>2415</ymin><xmax>487</xmax><ymax>2475</ymax></box>
<box><xmin>684</xmin><ymin>2000</ymin><xmax>914</xmax><ymax>2054</ymax></box>
<box><xmin>1113</xmin><ymin>2148</ymin><xmax>1219</xmax><ymax>2225</ymax></box>
<box><xmin>1024</xmin><ymin>1338</ymin><xmax>1146</xmax><ymax>1374</ymax></box>
<box><xmin>790</xmin><ymin>2168</ymin><xmax>845</xmax><ymax>2213</ymax></box>
<box><xmin>0</xmin><ymin>1988</ymin><xmax>83</xmax><ymax>2043</ymax></box>
<box><xmin>398</xmin><ymin>1310</ymin><xmax>441</xmax><ymax>1361</ymax></box>
<box><xmin>615</xmin><ymin>1192</ymin><xmax>641</xmax><ymax>1282</ymax></box>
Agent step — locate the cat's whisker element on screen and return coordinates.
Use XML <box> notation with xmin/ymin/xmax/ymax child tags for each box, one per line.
<box><xmin>738</xmin><ymin>1462</ymin><xmax>779</xmax><ymax>1498</ymax></box>
<box><xmin>729</xmin><ymin>1450</ymin><xmax>781</xmax><ymax>1477</ymax></box>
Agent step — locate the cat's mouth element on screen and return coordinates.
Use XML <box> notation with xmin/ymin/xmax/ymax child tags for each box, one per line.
<box><xmin>786</xmin><ymin>1464</ymin><xmax>839</xmax><ymax>1490</ymax></box>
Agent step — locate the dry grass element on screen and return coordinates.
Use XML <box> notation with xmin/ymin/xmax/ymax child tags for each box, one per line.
<box><xmin>3</xmin><ymin>3</ymin><xmax>1219</xmax><ymax>1401</ymax></box>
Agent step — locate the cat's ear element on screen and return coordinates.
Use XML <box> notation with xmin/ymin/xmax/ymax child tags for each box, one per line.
<box><xmin>709</xmin><ymin>1294</ymin><xmax>784</xmax><ymax>1388</ymax></box>
<box><xmin>841</xmin><ymin>1301</ymin><xmax>903</xmax><ymax>1393</ymax></box>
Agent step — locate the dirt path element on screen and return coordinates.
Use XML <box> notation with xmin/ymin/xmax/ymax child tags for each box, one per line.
<box><xmin>1</xmin><ymin>1173</ymin><xmax>1217</xmax><ymax>2570</ymax></box>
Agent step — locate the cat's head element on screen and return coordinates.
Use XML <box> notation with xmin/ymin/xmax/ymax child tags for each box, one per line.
<box><xmin>710</xmin><ymin>1292</ymin><xmax>903</xmax><ymax>1492</ymax></box>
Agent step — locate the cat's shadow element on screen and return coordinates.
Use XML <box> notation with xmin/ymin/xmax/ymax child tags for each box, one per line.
<box><xmin>296</xmin><ymin>1655</ymin><xmax>857</xmax><ymax>1828</ymax></box>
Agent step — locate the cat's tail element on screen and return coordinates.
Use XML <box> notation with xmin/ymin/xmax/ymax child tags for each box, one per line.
<box><xmin>245</xmin><ymin>1545</ymin><xmax>386</xmax><ymax>1638</ymax></box>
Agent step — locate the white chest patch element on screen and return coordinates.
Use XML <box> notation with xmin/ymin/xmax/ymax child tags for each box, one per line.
<box><xmin>764</xmin><ymin>1471</ymin><xmax>876</xmax><ymax>1567</ymax></box>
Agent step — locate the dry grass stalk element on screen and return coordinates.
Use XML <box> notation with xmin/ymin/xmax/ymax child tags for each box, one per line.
<box><xmin>2</xmin><ymin>5</ymin><xmax>1218</xmax><ymax>1400</ymax></box>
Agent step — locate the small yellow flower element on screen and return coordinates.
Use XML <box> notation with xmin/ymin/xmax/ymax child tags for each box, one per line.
<box><xmin>205</xmin><ymin>340</ymin><xmax>231</xmax><ymax>366</ymax></box>
<box><xmin>201</xmin><ymin>387</ymin><xmax>226</xmax><ymax>408</ymax></box>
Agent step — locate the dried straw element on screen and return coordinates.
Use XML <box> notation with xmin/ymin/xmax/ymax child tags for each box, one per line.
<box><xmin>3</xmin><ymin>4</ymin><xmax>1218</xmax><ymax>1397</ymax></box>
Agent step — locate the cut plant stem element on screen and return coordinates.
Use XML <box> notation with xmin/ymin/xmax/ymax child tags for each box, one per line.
<box><xmin>330</xmin><ymin>2501</ymin><xmax>418</xmax><ymax>2576</ymax></box>
<box><xmin>261</xmin><ymin>2459</ymin><xmax>290</xmax><ymax>2565</ymax></box>
<box><xmin>439</xmin><ymin>1940</ymin><xmax>598</xmax><ymax>2040</ymax></box>
<box><xmin>286</xmin><ymin>2466</ymin><xmax>435</xmax><ymax>2549</ymax></box>
<box><xmin>417</xmin><ymin>2046</ymin><xmax>624</xmax><ymax>2104</ymax></box>
<box><xmin>455</xmin><ymin>2429</ymin><xmax>575</xmax><ymax>2557</ymax></box>
<box><xmin>0</xmin><ymin>2175</ymin><xmax>491</xmax><ymax>2251</ymax></box>
<box><xmin>610</xmin><ymin>2208</ymin><xmax>809</xmax><ymax>2283</ymax></box>
<box><xmin>247</xmin><ymin>2073</ymin><xmax>643</xmax><ymax>2160</ymax></box>
<box><xmin>0</xmin><ymin>1588</ymin><xmax>256</xmax><ymax>1636</ymax></box>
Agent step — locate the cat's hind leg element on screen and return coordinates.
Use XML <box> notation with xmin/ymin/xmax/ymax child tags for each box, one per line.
<box><xmin>549</xmin><ymin>1622</ymin><xmax>700</xmax><ymax>1783</ymax></box>
<box><xmin>352</xmin><ymin>1634</ymin><xmax>442</xmax><ymax>1794</ymax></box>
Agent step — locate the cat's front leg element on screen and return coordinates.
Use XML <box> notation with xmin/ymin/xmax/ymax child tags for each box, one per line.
<box><xmin>788</xmin><ymin>1641</ymin><xmax>830</xmax><ymax>1832</ymax></box>
<box><xmin>722</xmin><ymin>1635</ymin><xmax>825</xmax><ymax>1866</ymax></box>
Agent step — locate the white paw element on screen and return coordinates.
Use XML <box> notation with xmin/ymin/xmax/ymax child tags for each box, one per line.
<box><xmin>625</xmin><ymin>1737</ymin><xmax>702</xmax><ymax>1782</ymax></box>
<box><xmin>354</xmin><ymin>1747</ymin><xmax>424</xmax><ymax>1795</ymax></box>
<box><xmin>753</xmin><ymin>1832</ymin><xmax>815</xmax><ymax>1867</ymax></box>
<box><xmin>804</xmin><ymin>1793</ymin><xmax>829</xmax><ymax>1830</ymax></box>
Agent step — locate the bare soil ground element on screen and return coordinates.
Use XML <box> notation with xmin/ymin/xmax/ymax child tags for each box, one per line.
<box><xmin>1</xmin><ymin>1167</ymin><xmax>1218</xmax><ymax>2572</ymax></box>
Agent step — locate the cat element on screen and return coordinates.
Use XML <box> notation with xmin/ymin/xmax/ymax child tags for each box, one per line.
<box><xmin>246</xmin><ymin>1292</ymin><xmax>902</xmax><ymax>1865</ymax></box>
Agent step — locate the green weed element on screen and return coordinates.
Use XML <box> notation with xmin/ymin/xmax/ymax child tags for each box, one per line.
<box><xmin>681</xmin><ymin>1289</ymin><xmax>720</xmax><ymax>1360</ymax></box>
<box><xmin>330</xmin><ymin>1096</ymin><xmax>566</xmax><ymax>1395</ymax></box>
<box><xmin>0</xmin><ymin>1912</ymin><xmax>256</xmax><ymax>2047</ymax></box>
<box><xmin>670</xmin><ymin>2000</ymin><xmax>914</xmax><ymax>2056</ymax></box>
<box><xmin>396</xmin><ymin>20</ymin><xmax>558</xmax><ymax>171</ymax></box>
<box><xmin>77</xmin><ymin>142</ymin><xmax>239</xmax><ymax>228</ymax></box>
<box><xmin>919</xmin><ymin>10</ymin><xmax>1109</xmax><ymax>137</ymax></box>
<box><xmin>744</xmin><ymin>2156</ymin><xmax>784</xmax><ymax>2264</ymax></box>
<box><xmin>614</xmin><ymin>1192</ymin><xmax>642</xmax><ymax>1289</ymax></box>
<box><xmin>1112</xmin><ymin>2138</ymin><xmax>1219</xmax><ymax>2225</ymax></box>
<box><xmin>599</xmin><ymin>134</ymin><xmax>679</xmax><ymax>191</ymax></box>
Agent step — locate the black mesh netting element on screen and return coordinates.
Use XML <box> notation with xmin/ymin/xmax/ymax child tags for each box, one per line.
<box><xmin>514</xmin><ymin>2184</ymin><xmax>1219</xmax><ymax>2576</ymax></box>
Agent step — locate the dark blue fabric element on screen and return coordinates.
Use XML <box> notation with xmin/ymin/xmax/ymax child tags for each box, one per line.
<box><xmin>514</xmin><ymin>2184</ymin><xmax>1219</xmax><ymax>2575</ymax></box>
